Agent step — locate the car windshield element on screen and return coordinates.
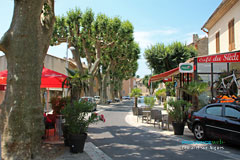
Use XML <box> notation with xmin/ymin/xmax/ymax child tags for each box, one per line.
<box><xmin>138</xmin><ymin>98</ymin><xmax>144</xmax><ymax>103</ymax></box>
<box><xmin>80</xmin><ymin>97</ymin><xmax>94</xmax><ymax>102</ymax></box>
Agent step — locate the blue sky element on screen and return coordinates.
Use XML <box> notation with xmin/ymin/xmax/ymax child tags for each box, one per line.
<box><xmin>0</xmin><ymin>0</ymin><xmax>221</xmax><ymax>77</ymax></box>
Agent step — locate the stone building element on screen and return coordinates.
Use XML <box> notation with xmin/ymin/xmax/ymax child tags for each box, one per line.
<box><xmin>188</xmin><ymin>34</ymin><xmax>208</xmax><ymax>57</ymax></box>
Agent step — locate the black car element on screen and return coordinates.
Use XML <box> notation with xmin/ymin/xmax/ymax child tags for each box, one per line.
<box><xmin>187</xmin><ymin>103</ymin><xmax>240</xmax><ymax>143</ymax></box>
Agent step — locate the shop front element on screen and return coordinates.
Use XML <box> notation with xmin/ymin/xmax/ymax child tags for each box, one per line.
<box><xmin>194</xmin><ymin>50</ymin><xmax>240</xmax><ymax>99</ymax></box>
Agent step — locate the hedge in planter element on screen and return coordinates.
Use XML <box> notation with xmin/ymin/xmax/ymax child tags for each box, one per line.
<box><xmin>167</xmin><ymin>99</ymin><xmax>192</xmax><ymax>135</ymax></box>
<box><xmin>61</xmin><ymin>101</ymin><xmax>105</xmax><ymax>153</ymax></box>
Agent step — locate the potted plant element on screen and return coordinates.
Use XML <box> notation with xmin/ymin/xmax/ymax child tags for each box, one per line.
<box><xmin>130</xmin><ymin>88</ymin><xmax>142</xmax><ymax>115</ymax></box>
<box><xmin>155</xmin><ymin>88</ymin><xmax>166</xmax><ymax>104</ymax></box>
<box><xmin>61</xmin><ymin>101</ymin><xmax>105</xmax><ymax>153</ymax></box>
<box><xmin>167</xmin><ymin>99</ymin><xmax>192</xmax><ymax>135</ymax></box>
<box><xmin>144</xmin><ymin>96</ymin><xmax>156</xmax><ymax>109</ymax></box>
<box><xmin>181</xmin><ymin>81</ymin><xmax>208</xmax><ymax>110</ymax></box>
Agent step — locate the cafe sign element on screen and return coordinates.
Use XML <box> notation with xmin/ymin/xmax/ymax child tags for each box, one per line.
<box><xmin>197</xmin><ymin>51</ymin><xmax>240</xmax><ymax>63</ymax></box>
<box><xmin>179</xmin><ymin>63</ymin><xmax>193</xmax><ymax>73</ymax></box>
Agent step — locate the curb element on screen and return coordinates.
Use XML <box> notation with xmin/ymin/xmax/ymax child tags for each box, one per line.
<box><xmin>85</xmin><ymin>142</ymin><xmax>112</xmax><ymax>160</ymax></box>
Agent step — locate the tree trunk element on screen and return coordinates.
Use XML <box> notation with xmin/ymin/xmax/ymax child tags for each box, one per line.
<box><xmin>118</xmin><ymin>81</ymin><xmax>123</xmax><ymax>100</ymax></box>
<box><xmin>96</xmin><ymin>72</ymin><xmax>102</xmax><ymax>97</ymax></box>
<box><xmin>88</xmin><ymin>77</ymin><xmax>95</xmax><ymax>97</ymax></box>
<box><xmin>110</xmin><ymin>82</ymin><xmax>115</xmax><ymax>102</ymax></box>
<box><xmin>0</xmin><ymin>1</ymin><xmax>55</xmax><ymax>159</ymax></box>
<box><xmin>135</xmin><ymin>97</ymin><xmax>138</xmax><ymax>107</ymax></box>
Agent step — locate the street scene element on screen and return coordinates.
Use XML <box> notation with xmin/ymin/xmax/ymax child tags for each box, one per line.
<box><xmin>0</xmin><ymin>0</ymin><xmax>240</xmax><ymax>160</ymax></box>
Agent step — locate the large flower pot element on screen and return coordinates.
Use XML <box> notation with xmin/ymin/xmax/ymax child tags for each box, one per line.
<box><xmin>132</xmin><ymin>107</ymin><xmax>138</xmax><ymax>115</ymax></box>
<box><xmin>172</xmin><ymin>122</ymin><xmax>185</xmax><ymax>135</ymax></box>
<box><xmin>62</xmin><ymin>125</ymin><xmax>69</xmax><ymax>146</ymax></box>
<box><xmin>69</xmin><ymin>133</ymin><xmax>87</xmax><ymax>153</ymax></box>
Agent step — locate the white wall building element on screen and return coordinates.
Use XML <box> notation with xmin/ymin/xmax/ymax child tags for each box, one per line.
<box><xmin>202</xmin><ymin>0</ymin><xmax>240</xmax><ymax>55</ymax></box>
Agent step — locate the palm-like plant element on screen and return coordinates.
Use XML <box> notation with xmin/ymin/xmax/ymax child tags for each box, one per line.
<box><xmin>130</xmin><ymin>88</ymin><xmax>142</xmax><ymax>107</ymax></box>
<box><xmin>63</xmin><ymin>68</ymin><xmax>91</xmax><ymax>101</ymax></box>
<box><xmin>181</xmin><ymin>81</ymin><xmax>208</xmax><ymax>109</ymax></box>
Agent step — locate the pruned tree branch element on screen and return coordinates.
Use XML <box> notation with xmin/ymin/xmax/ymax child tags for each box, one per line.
<box><xmin>0</xmin><ymin>32</ymin><xmax>9</xmax><ymax>53</ymax></box>
<box><xmin>71</xmin><ymin>47</ymin><xmax>84</xmax><ymax>75</ymax></box>
<box><xmin>101</xmin><ymin>41</ymin><xmax>115</xmax><ymax>49</ymax></box>
<box><xmin>41</xmin><ymin>0</ymin><xmax>55</xmax><ymax>33</ymax></box>
<box><xmin>54</xmin><ymin>37</ymin><xmax>67</xmax><ymax>46</ymax></box>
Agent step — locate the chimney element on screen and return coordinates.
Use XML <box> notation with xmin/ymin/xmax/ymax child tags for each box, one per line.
<box><xmin>193</xmin><ymin>34</ymin><xmax>199</xmax><ymax>44</ymax></box>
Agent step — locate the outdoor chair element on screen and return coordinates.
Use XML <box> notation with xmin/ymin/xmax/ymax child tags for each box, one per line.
<box><xmin>44</xmin><ymin>114</ymin><xmax>56</xmax><ymax>138</ymax></box>
<box><xmin>162</xmin><ymin>114</ymin><xmax>173</xmax><ymax>130</ymax></box>
<box><xmin>142</xmin><ymin>107</ymin><xmax>151</xmax><ymax>123</ymax></box>
<box><xmin>150</xmin><ymin>110</ymin><xmax>162</xmax><ymax>128</ymax></box>
<box><xmin>136</xmin><ymin>107</ymin><xmax>143</xmax><ymax>122</ymax></box>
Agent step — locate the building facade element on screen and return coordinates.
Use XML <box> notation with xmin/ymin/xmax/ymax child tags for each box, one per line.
<box><xmin>188</xmin><ymin>34</ymin><xmax>208</xmax><ymax>57</ymax></box>
<box><xmin>202</xmin><ymin>0</ymin><xmax>240</xmax><ymax>55</ymax></box>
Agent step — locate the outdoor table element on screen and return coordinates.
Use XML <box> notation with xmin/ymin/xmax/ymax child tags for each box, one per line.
<box><xmin>142</xmin><ymin>110</ymin><xmax>151</xmax><ymax>123</ymax></box>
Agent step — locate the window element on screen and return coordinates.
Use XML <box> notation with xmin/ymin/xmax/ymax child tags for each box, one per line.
<box><xmin>225</xmin><ymin>106</ymin><xmax>240</xmax><ymax>119</ymax></box>
<box><xmin>228</xmin><ymin>19</ymin><xmax>235</xmax><ymax>51</ymax></box>
<box><xmin>216</xmin><ymin>31</ymin><xmax>220</xmax><ymax>53</ymax></box>
<box><xmin>206</xmin><ymin>106</ymin><xmax>222</xmax><ymax>116</ymax></box>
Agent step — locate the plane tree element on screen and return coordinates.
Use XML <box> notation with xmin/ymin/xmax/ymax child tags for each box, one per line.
<box><xmin>51</xmin><ymin>9</ymin><xmax>126</xmax><ymax>97</ymax></box>
<box><xmin>144</xmin><ymin>42</ymin><xmax>197</xmax><ymax>74</ymax></box>
<box><xmin>0</xmin><ymin>0</ymin><xmax>55</xmax><ymax>159</ymax></box>
<box><xmin>109</xmin><ymin>42</ymin><xmax>140</xmax><ymax>101</ymax></box>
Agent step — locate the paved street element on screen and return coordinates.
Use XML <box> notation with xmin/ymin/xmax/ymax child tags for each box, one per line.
<box><xmin>87</xmin><ymin>101</ymin><xmax>240</xmax><ymax>160</ymax></box>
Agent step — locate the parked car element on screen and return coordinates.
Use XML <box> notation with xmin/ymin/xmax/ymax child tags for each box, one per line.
<box><xmin>187</xmin><ymin>103</ymin><xmax>240</xmax><ymax>143</ymax></box>
<box><xmin>122</xmin><ymin>96</ymin><xmax>130</xmax><ymax>100</ymax></box>
<box><xmin>94</xmin><ymin>96</ymin><xmax>100</xmax><ymax>103</ymax></box>
<box><xmin>114</xmin><ymin>98</ymin><xmax>120</xmax><ymax>102</ymax></box>
<box><xmin>94</xmin><ymin>96</ymin><xmax>100</xmax><ymax>101</ymax></box>
<box><xmin>79</xmin><ymin>97</ymin><xmax>97</xmax><ymax>111</ymax></box>
<box><xmin>107</xmin><ymin>99</ymin><xmax>112</xmax><ymax>104</ymax></box>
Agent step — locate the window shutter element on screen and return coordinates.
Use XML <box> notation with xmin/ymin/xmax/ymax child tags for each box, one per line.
<box><xmin>228</xmin><ymin>19</ymin><xmax>235</xmax><ymax>51</ymax></box>
<box><xmin>216</xmin><ymin>32</ymin><xmax>220</xmax><ymax>53</ymax></box>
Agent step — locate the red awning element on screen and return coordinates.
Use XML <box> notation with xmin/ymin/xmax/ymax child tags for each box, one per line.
<box><xmin>0</xmin><ymin>67</ymin><xmax>68</xmax><ymax>88</ymax></box>
<box><xmin>148</xmin><ymin>67</ymin><xmax>179</xmax><ymax>85</ymax></box>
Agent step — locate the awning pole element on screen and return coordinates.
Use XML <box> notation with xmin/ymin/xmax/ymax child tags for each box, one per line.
<box><xmin>47</xmin><ymin>88</ymin><xmax>49</xmax><ymax>112</ymax></box>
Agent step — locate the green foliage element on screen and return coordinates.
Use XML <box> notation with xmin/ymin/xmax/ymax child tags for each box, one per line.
<box><xmin>155</xmin><ymin>88</ymin><xmax>166</xmax><ymax>100</ymax></box>
<box><xmin>165</xmin><ymin>82</ymin><xmax>176</xmax><ymax>96</ymax></box>
<box><xmin>50</xmin><ymin>96</ymin><xmax>71</xmax><ymax>115</ymax></box>
<box><xmin>61</xmin><ymin>101</ymin><xmax>105</xmax><ymax>134</ymax></box>
<box><xmin>144</xmin><ymin>96</ymin><xmax>156</xmax><ymax>108</ymax></box>
<box><xmin>167</xmin><ymin>99</ymin><xmax>192</xmax><ymax>123</ymax></box>
<box><xmin>63</xmin><ymin>68</ymin><xmax>91</xmax><ymax>100</ymax></box>
<box><xmin>52</xmin><ymin>8</ymin><xmax>140</xmax><ymax>99</ymax></box>
<box><xmin>144</xmin><ymin>42</ymin><xmax>197</xmax><ymax>74</ymax></box>
<box><xmin>142</xmin><ymin>75</ymin><xmax>159</xmax><ymax>94</ymax></box>
<box><xmin>182</xmin><ymin>81</ymin><xmax>208</xmax><ymax>96</ymax></box>
<box><xmin>130</xmin><ymin>88</ymin><xmax>142</xmax><ymax>98</ymax></box>
<box><xmin>163</xmin><ymin>101</ymin><xmax>167</xmax><ymax>110</ymax></box>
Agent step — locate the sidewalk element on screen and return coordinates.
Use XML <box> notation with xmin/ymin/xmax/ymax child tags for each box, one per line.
<box><xmin>53</xmin><ymin>103</ymin><xmax>193</xmax><ymax>160</ymax></box>
<box><xmin>125</xmin><ymin>105</ymin><xmax>193</xmax><ymax>138</ymax></box>
<box><xmin>56</xmin><ymin>142</ymin><xmax>112</xmax><ymax>160</ymax></box>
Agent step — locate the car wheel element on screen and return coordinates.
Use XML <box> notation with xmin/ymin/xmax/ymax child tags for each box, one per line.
<box><xmin>193</xmin><ymin>123</ymin><xmax>206</xmax><ymax>141</ymax></box>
